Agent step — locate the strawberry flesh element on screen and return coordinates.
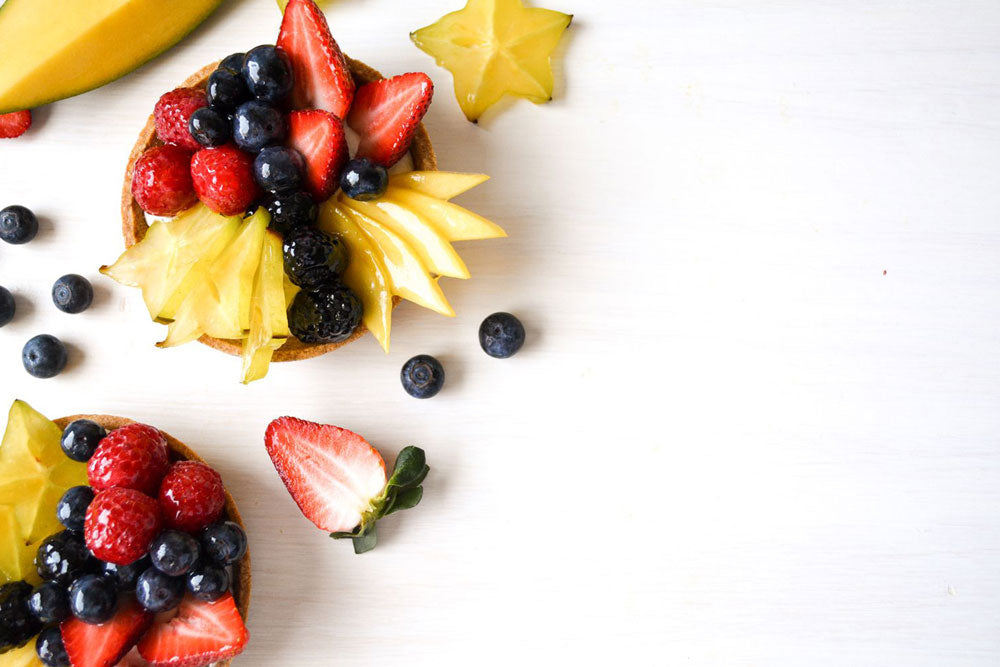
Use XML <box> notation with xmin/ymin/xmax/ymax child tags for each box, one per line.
<box><xmin>264</xmin><ymin>417</ymin><xmax>387</xmax><ymax>533</ymax></box>
<box><xmin>62</xmin><ymin>597</ymin><xmax>153</xmax><ymax>667</ymax></box>
<box><xmin>0</xmin><ymin>110</ymin><xmax>31</xmax><ymax>139</ymax></box>
<box><xmin>347</xmin><ymin>72</ymin><xmax>433</xmax><ymax>168</ymax></box>
<box><xmin>137</xmin><ymin>593</ymin><xmax>248</xmax><ymax>667</ymax></box>
<box><xmin>278</xmin><ymin>0</ymin><xmax>355</xmax><ymax>119</ymax></box>
<box><xmin>287</xmin><ymin>110</ymin><xmax>348</xmax><ymax>201</ymax></box>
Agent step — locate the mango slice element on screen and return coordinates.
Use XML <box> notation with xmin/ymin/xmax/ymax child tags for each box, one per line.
<box><xmin>389</xmin><ymin>171</ymin><xmax>490</xmax><ymax>200</ymax></box>
<box><xmin>241</xmin><ymin>230</ymin><xmax>289</xmax><ymax>385</ymax></box>
<box><xmin>383</xmin><ymin>186</ymin><xmax>507</xmax><ymax>242</ymax></box>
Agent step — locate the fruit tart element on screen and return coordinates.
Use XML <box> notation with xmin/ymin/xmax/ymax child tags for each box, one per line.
<box><xmin>104</xmin><ymin>0</ymin><xmax>507</xmax><ymax>383</ymax></box>
<box><xmin>0</xmin><ymin>400</ymin><xmax>250</xmax><ymax>667</ymax></box>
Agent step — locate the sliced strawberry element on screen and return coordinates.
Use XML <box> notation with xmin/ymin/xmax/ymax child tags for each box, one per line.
<box><xmin>137</xmin><ymin>593</ymin><xmax>248</xmax><ymax>667</ymax></box>
<box><xmin>347</xmin><ymin>73</ymin><xmax>433</xmax><ymax>168</ymax></box>
<box><xmin>278</xmin><ymin>0</ymin><xmax>355</xmax><ymax>118</ymax></box>
<box><xmin>0</xmin><ymin>110</ymin><xmax>31</xmax><ymax>138</ymax></box>
<box><xmin>62</xmin><ymin>597</ymin><xmax>153</xmax><ymax>667</ymax></box>
<box><xmin>116</xmin><ymin>648</ymin><xmax>152</xmax><ymax>667</ymax></box>
<box><xmin>286</xmin><ymin>110</ymin><xmax>348</xmax><ymax>201</ymax></box>
<box><xmin>264</xmin><ymin>417</ymin><xmax>387</xmax><ymax>533</ymax></box>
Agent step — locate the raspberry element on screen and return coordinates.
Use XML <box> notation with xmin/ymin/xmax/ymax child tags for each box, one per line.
<box><xmin>88</xmin><ymin>423</ymin><xmax>170</xmax><ymax>495</ymax></box>
<box><xmin>158</xmin><ymin>461</ymin><xmax>226</xmax><ymax>533</ymax></box>
<box><xmin>131</xmin><ymin>145</ymin><xmax>197</xmax><ymax>216</ymax></box>
<box><xmin>0</xmin><ymin>110</ymin><xmax>31</xmax><ymax>139</ymax></box>
<box><xmin>84</xmin><ymin>487</ymin><xmax>163</xmax><ymax>565</ymax></box>
<box><xmin>190</xmin><ymin>145</ymin><xmax>260</xmax><ymax>216</ymax></box>
<box><xmin>154</xmin><ymin>87</ymin><xmax>207</xmax><ymax>151</ymax></box>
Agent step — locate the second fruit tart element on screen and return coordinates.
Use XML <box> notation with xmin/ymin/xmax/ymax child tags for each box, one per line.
<box><xmin>104</xmin><ymin>0</ymin><xmax>506</xmax><ymax>384</ymax></box>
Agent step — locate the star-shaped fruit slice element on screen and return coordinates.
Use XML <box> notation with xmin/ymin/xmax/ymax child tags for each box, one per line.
<box><xmin>411</xmin><ymin>0</ymin><xmax>572</xmax><ymax>121</ymax></box>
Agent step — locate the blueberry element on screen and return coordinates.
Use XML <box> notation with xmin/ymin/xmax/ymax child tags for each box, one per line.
<box><xmin>149</xmin><ymin>530</ymin><xmax>200</xmax><ymax>577</ymax></box>
<box><xmin>0</xmin><ymin>581</ymin><xmax>41</xmax><ymax>653</ymax></box>
<box><xmin>68</xmin><ymin>574</ymin><xmax>117</xmax><ymax>624</ymax></box>
<box><xmin>35</xmin><ymin>531</ymin><xmax>92</xmax><ymax>585</ymax></box>
<box><xmin>254</xmin><ymin>146</ymin><xmax>304</xmax><ymax>194</ymax></box>
<box><xmin>266</xmin><ymin>191</ymin><xmax>317</xmax><ymax>234</ymax></box>
<box><xmin>201</xmin><ymin>521</ymin><xmax>247</xmax><ymax>566</ymax></box>
<box><xmin>282</xmin><ymin>226</ymin><xmax>348</xmax><ymax>289</ymax></box>
<box><xmin>219</xmin><ymin>52</ymin><xmax>246</xmax><ymax>75</ymax></box>
<box><xmin>232</xmin><ymin>100</ymin><xmax>286</xmax><ymax>153</ymax></box>
<box><xmin>242</xmin><ymin>45</ymin><xmax>294</xmax><ymax>104</ymax></box>
<box><xmin>339</xmin><ymin>158</ymin><xmax>389</xmax><ymax>201</ymax></box>
<box><xmin>100</xmin><ymin>556</ymin><xmax>149</xmax><ymax>592</ymax></box>
<box><xmin>60</xmin><ymin>419</ymin><xmax>106</xmax><ymax>463</ymax></box>
<box><xmin>287</xmin><ymin>284</ymin><xmax>362</xmax><ymax>344</ymax></box>
<box><xmin>35</xmin><ymin>625</ymin><xmax>69</xmax><ymax>667</ymax></box>
<box><xmin>0</xmin><ymin>285</ymin><xmax>14</xmax><ymax>327</ymax></box>
<box><xmin>401</xmin><ymin>355</ymin><xmax>445</xmax><ymax>399</ymax></box>
<box><xmin>206</xmin><ymin>67</ymin><xmax>250</xmax><ymax>112</ymax></box>
<box><xmin>479</xmin><ymin>312</ymin><xmax>525</xmax><ymax>358</ymax></box>
<box><xmin>189</xmin><ymin>106</ymin><xmax>231</xmax><ymax>148</ymax></box>
<box><xmin>0</xmin><ymin>205</ymin><xmax>38</xmax><ymax>244</ymax></box>
<box><xmin>136</xmin><ymin>568</ymin><xmax>184</xmax><ymax>613</ymax></box>
<box><xmin>22</xmin><ymin>334</ymin><xmax>68</xmax><ymax>379</ymax></box>
<box><xmin>186</xmin><ymin>562</ymin><xmax>230</xmax><ymax>602</ymax></box>
<box><xmin>51</xmin><ymin>274</ymin><xmax>93</xmax><ymax>314</ymax></box>
<box><xmin>56</xmin><ymin>486</ymin><xmax>95</xmax><ymax>532</ymax></box>
<box><xmin>28</xmin><ymin>582</ymin><xmax>70</xmax><ymax>624</ymax></box>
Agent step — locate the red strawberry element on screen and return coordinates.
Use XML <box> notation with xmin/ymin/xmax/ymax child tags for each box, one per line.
<box><xmin>347</xmin><ymin>73</ymin><xmax>433</xmax><ymax>168</ymax></box>
<box><xmin>0</xmin><ymin>110</ymin><xmax>31</xmax><ymax>138</ymax></box>
<box><xmin>131</xmin><ymin>145</ymin><xmax>198</xmax><ymax>217</ymax></box>
<box><xmin>85</xmin><ymin>487</ymin><xmax>163</xmax><ymax>565</ymax></box>
<box><xmin>277</xmin><ymin>0</ymin><xmax>355</xmax><ymax>118</ymax></box>
<box><xmin>88</xmin><ymin>423</ymin><xmax>170</xmax><ymax>495</ymax></box>
<box><xmin>264</xmin><ymin>417</ymin><xmax>387</xmax><ymax>533</ymax></box>
<box><xmin>158</xmin><ymin>461</ymin><xmax>226</xmax><ymax>534</ymax></box>
<box><xmin>61</xmin><ymin>594</ymin><xmax>153</xmax><ymax>667</ymax></box>
<box><xmin>190</xmin><ymin>145</ymin><xmax>260</xmax><ymax>216</ymax></box>
<box><xmin>137</xmin><ymin>593</ymin><xmax>249</xmax><ymax>667</ymax></box>
<box><xmin>154</xmin><ymin>88</ymin><xmax>207</xmax><ymax>151</ymax></box>
<box><xmin>287</xmin><ymin>110</ymin><xmax>348</xmax><ymax>201</ymax></box>
<box><xmin>116</xmin><ymin>648</ymin><xmax>152</xmax><ymax>666</ymax></box>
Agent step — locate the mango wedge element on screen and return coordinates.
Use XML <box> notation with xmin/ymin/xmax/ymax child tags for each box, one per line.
<box><xmin>0</xmin><ymin>0</ymin><xmax>224</xmax><ymax>113</ymax></box>
<box><xmin>389</xmin><ymin>171</ymin><xmax>490</xmax><ymax>201</ymax></box>
<box><xmin>241</xmin><ymin>230</ymin><xmax>290</xmax><ymax>384</ymax></box>
<box><xmin>383</xmin><ymin>186</ymin><xmax>507</xmax><ymax>242</ymax></box>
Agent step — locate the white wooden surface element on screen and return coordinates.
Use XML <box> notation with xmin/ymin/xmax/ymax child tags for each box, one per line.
<box><xmin>2</xmin><ymin>0</ymin><xmax>999</xmax><ymax>664</ymax></box>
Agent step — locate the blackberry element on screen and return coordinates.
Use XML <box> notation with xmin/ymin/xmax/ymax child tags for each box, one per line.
<box><xmin>287</xmin><ymin>284</ymin><xmax>362</xmax><ymax>344</ymax></box>
<box><xmin>0</xmin><ymin>581</ymin><xmax>42</xmax><ymax>653</ymax></box>
<box><xmin>282</xmin><ymin>227</ymin><xmax>348</xmax><ymax>289</ymax></box>
<box><xmin>266</xmin><ymin>191</ymin><xmax>317</xmax><ymax>234</ymax></box>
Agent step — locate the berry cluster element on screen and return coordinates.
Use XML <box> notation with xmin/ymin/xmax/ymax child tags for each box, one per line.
<box><xmin>0</xmin><ymin>419</ymin><xmax>248</xmax><ymax>666</ymax></box>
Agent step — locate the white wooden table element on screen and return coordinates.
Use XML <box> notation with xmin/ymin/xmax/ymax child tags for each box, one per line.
<box><xmin>2</xmin><ymin>0</ymin><xmax>999</xmax><ymax>664</ymax></box>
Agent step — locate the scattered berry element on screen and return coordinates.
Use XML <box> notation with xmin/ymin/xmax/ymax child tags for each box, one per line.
<box><xmin>52</xmin><ymin>274</ymin><xmax>94</xmax><ymax>314</ymax></box>
<box><xmin>282</xmin><ymin>226</ymin><xmax>348</xmax><ymax>289</ymax></box>
<box><xmin>232</xmin><ymin>99</ymin><xmax>286</xmax><ymax>153</ymax></box>
<box><xmin>347</xmin><ymin>72</ymin><xmax>434</xmax><ymax>168</ymax></box>
<box><xmin>0</xmin><ymin>581</ymin><xmax>42</xmax><ymax>652</ymax></box>
<box><xmin>266</xmin><ymin>190</ymin><xmax>317</xmax><ymax>234</ymax></box>
<box><xmin>100</xmin><ymin>556</ymin><xmax>149</xmax><ymax>592</ymax></box>
<box><xmin>206</xmin><ymin>68</ymin><xmax>250</xmax><ymax>112</ymax></box>
<box><xmin>242</xmin><ymin>44</ymin><xmax>295</xmax><ymax>104</ymax></box>
<box><xmin>158</xmin><ymin>461</ymin><xmax>226</xmax><ymax>534</ymax></box>
<box><xmin>0</xmin><ymin>285</ymin><xmax>14</xmax><ymax>327</ymax></box>
<box><xmin>60</xmin><ymin>596</ymin><xmax>152</xmax><ymax>667</ymax></box>
<box><xmin>200</xmin><ymin>521</ymin><xmax>247</xmax><ymax>566</ymax></box>
<box><xmin>88</xmin><ymin>423</ymin><xmax>169</xmax><ymax>495</ymax></box>
<box><xmin>137</xmin><ymin>592</ymin><xmax>248</xmax><ymax>666</ymax></box>
<box><xmin>35</xmin><ymin>531</ymin><xmax>93</xmax><ymax>585</ymax></box>
<box><xmin>287</xmin><ymin>283</ymin><xmax>362</xmax><ymax>343</ymax></box>
<box><xmin>188</xmin><ymin>106</ymin><xmax>231</xmax><ymax>148</ymax></box>
<box><xmin>28</xmin><ymin>581</ymin><xmax>71</xmax><ymax>624</ymax></box>
<box><xmin>153</xmin><ymin>88</ymin><xmax>207</xmax><ymax>151</ymax></box>
<box><xmin>219</xmin><ymin>52</ymin><xmax>246</xmax><ymax>75</ymax></box>
<box><xmin>254</xmin><ymin>145</ymin><xmax>305</xmax><ymax>194</ymax></box>
<box><xmin>35</xmin><ymin>625</ymin><xmax>69</xmax><ymax>667</ymax></box>
<box><xmin>401</xmin><ymin>354</ymin><xmax>445</xmax><ymax>399</ymax></box>
<box><xmin>340</xmin><ymin>157</ymin><xmax>388</xmax><ymax>201</ymax></box>
<box><xmin>68</xmin><ymin>574</ymin><xmax>118</xmax><ymax>624</ymax></box>
<box><xmin>60</xmin><ymin>419</ymin><xmax>107</xmax><ymax>462</ymax></box>
<box><xmin>135</xmin><ymin>567</ymin><xmax>184</xmax><ymax>613</ymax></box>
<box><xmin>56</xmin><ymin>485</ymin><xmax>95</xmax><ymax>532</ymax></box>
<box><xmin>0</xmin><ymin>110</ymin><xmax>32</xmax><ymax>139</ymax></box>
<box><xmin>186</xmin><ymin>562</ymin><xmax>230</xmax><ymax>602</ymax></box>
<box><xmin>149</xmin><ymin>530</ymin><xmax>200</xmax><ymax>577</ymax></box>
<box><xmin>84</xmin><ymin>487</ymin><xmax>163</xmax><ymax>566</ymax></box>
<box><xmin>278</xmin><ymin>0</ymin><xmax>355</xmax><ymax>119</ymax></box>
<box><xmin>130</xmin><ymin>145</ymin><xmax>197</xmax><ymax>216</ymax></box>
<box><xmin>22</xmin><ymin>334</ymin><xmax>68</xmax><ymax>379</ymax></box>
<box><xmin>0</xmin><ymin>204</ymin><xmax>39</xmax><ymax>244</ymax></box>
<box><xmin>287</xmin><ymin>109</ymin><xmax>348</xmax><ymax>201</ymax></box>
<box><xmin>190</xmin><ymin>144</ymin><xmax>261</xmax><ymax>216</ymax></box>
<box><xmin>479</xmin><ymin>312</ymin><xmax>525</xmax><ymax>358</ymax></box>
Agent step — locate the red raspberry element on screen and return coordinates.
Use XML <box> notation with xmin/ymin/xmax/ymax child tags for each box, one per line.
<box><xmin>158</xmin><ymin>461</ymin><xmax>226</xmax><ymax>533</ymax></box>
<box><xmin>85</xmin><ymin>487</ymin><xmax>163</xmax><ymax>565</ymax></box>
<box><xmin>131</xmin><ymin>145</ymin><xmax>197</xmax><ymax>216</ymax></box>
<box><xmin>190</xmin><ymin>145</ymin><xmax>260</xmax><ymax>216</ymax></box>
<box><xmin>154</xmin><ymin>87</ymin><xmax>207</xmax><ymax>151</ymax></box>
<box><xmin>0</xmin><ymin>110</ymin><xmax>31</xmax><ymax>139</ymax></box>
<box><xmin>88</xmin><ymin>423</ymin><xmax>170</xmax><ymax>496</ymax></box>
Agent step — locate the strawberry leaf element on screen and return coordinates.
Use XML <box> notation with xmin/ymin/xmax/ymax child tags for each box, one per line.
<box><xmin>384</xmin><ymin>486</ymin><xmax>423</xmax><ymax>516</ymax></box>
<box><xmin>387</xmin><ymin>446</ymin><xmax>427</xmax><ymax>489</ymax></box>
<box><xmin>351</xmin><ymin>526</ymin><xmax>377</xmax><ymax>554</ymax></box>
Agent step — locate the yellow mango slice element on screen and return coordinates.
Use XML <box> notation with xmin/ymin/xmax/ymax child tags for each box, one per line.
<box><xmin>0</xmin><ymin>638</ymin><xmax>43</xmax><ymax>666</ymax></box>
<box><xmin>384</xmin><ymin>187</ymin><xmax>506</xmax><ymax>242</ymax></box>
<box><xmin>389</xmin><ymin>171</ymin><xmax>490</xmax><ymax>200</ymax></box>
<box><xmin>241</xmin><ymin>230</ymin><xmax>289</xmax><ymax>384</ymax></box>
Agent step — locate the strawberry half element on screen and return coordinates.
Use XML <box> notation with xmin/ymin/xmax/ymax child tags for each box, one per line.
<box><xmin>278</xmin><ymin>0</ymin><xmax>355</xmax><ymax>119</ymax></box>
<box><xmin>0</xmin><ymin>110</ymin><xmax>31</xmax><ymax>138</ymax></box>
<box><xmin>265</xmin><ymin>417</ymin><xmax>429</xmax><ymax>553</ymax></box>
<box><xmin>137</xmin><ymin>593</ymin><xmax>248</xmax><ymax>667</ymax></box>
<box><xmin>61</xmin><ymin>597</ymin><xmax>153</xmax><ymax>667</ymax></box>
<box><xmin>347</xmin><ymin>72</ymin><xmax>433</xmax><ymax>168</ymax></box>
<box><xmin>287</xmin><ymin>110</ymin><xmax>348</xmax><ymax>201</ymax></box>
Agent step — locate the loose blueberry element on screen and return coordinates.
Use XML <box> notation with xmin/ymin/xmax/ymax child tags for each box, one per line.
<box><xmin>188</xmin><ymin>106</ymin><xmax>231</xmax><ymax>148</ymax></box>
<box><xmin>201</xmin><ymin>521</ymin><xmax>247</xmax><ymax>566</ymax></box>
<box><xmin>35</xmin><ymin>625</ymin><xmax>69</xmax><ymax>667</ymax></box>
<box><xmin>287</xmin><ymin>284</ymin><xmax>362</xmax><ymax>344</ymax></box>
<box><xmin>136</xmin><ymin>568</ymin><xmax>184</xmax><ymax>613</ymax></box>
<box><xmin>401</xmin><ymin>354</ymin><xmax>445</xmax><ymax>399</ymax></box>
<box><xmin>149</xmin><ymin>530</ymin><xmax>200</xmax><ymax>577</ymax></box>
<box><xmin>0</xmin><ymin>205</ymin><xmax>38</xmax><ymax>244</ymax></box>
<box><xmin>60</xmin><ymin>419</ymin><xmax>106</xmax><ymax>462</ymax></box>
<box><xmin>68</xmin><ymin>574</ymin><xmax>117</xmax><ymax>624</ymax></box>
<box><xmin>206</xmin><ymin>67</ymin><xmax>250</xmax><ymax>112</ymax></box>
<box><xmin>219</xmin><ymin>52</ymin><xmax>246</xmax><ymax>75</ymax></box>
<box><xmin>266</xmin><ymin>191</ymin><xmax>317</xmax><ymax>235</ymax></box>
<box><xmin>0</xmin><ymin>286</ymin><xmax>14</xmax><ymax>327</ymax></box>
<box><xmin>186</xmin><ymin>562</ymin><xmax>230</xmax><ymax>602</ymax></box>
<box><xmin>56</xmin><ymin>486</ymin><xmax>95</xmax><ymax>533</ymax></box>
<box><xmin>35</xmin><ymin>531</ymin><xmax>92</xmax><ymax>585</ymax></box>
<box><xmin>242</xmin><ymin>45</ymin><xmax>294</xmax><ymax>104</ymax></box>
<box><xmin>28</xmin><ymin>582</ymin><xmax>70</xmax><ymax>624</ymax></box>
<box><xmin>479</xmin><ymin>312</ymin><xmax>525</xmax><ymax>358</ymax></box>
<box><xmin>0</xmin><ymin>581</ymin><xmax>41</xmax><ymax>652</ymax></box>
<box><xmin>282</xmin><ymin>226</ymin><xmax>348</xmax><ymax>289</ymax></box>
<box><xmin>22</xmin><ymin>334</ymin><xmax>68</xmax><ymax>379</ymax></box>
<box><xmin>339</xmin><ymin>158</ymin><xmax>389</xmax><ymax>201</ymax></box>
<box><xmin>51</xmin><ymin>274</ymin><xmax>93</xmax><ymax>314</ymax></box>
<box><xmin>232</xmin><ymin>100</ymin><xmax>286</xmax><ymax>153</ymax></box>
<box><xmin>100</xmin><ymin>556</ymin><xmax>149</xmax><ymax>592</ymax></box>
<box><xmin>254</xmin><ymin>146</ymin><xmax>304</xmax><ymax>194</ymax></box>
